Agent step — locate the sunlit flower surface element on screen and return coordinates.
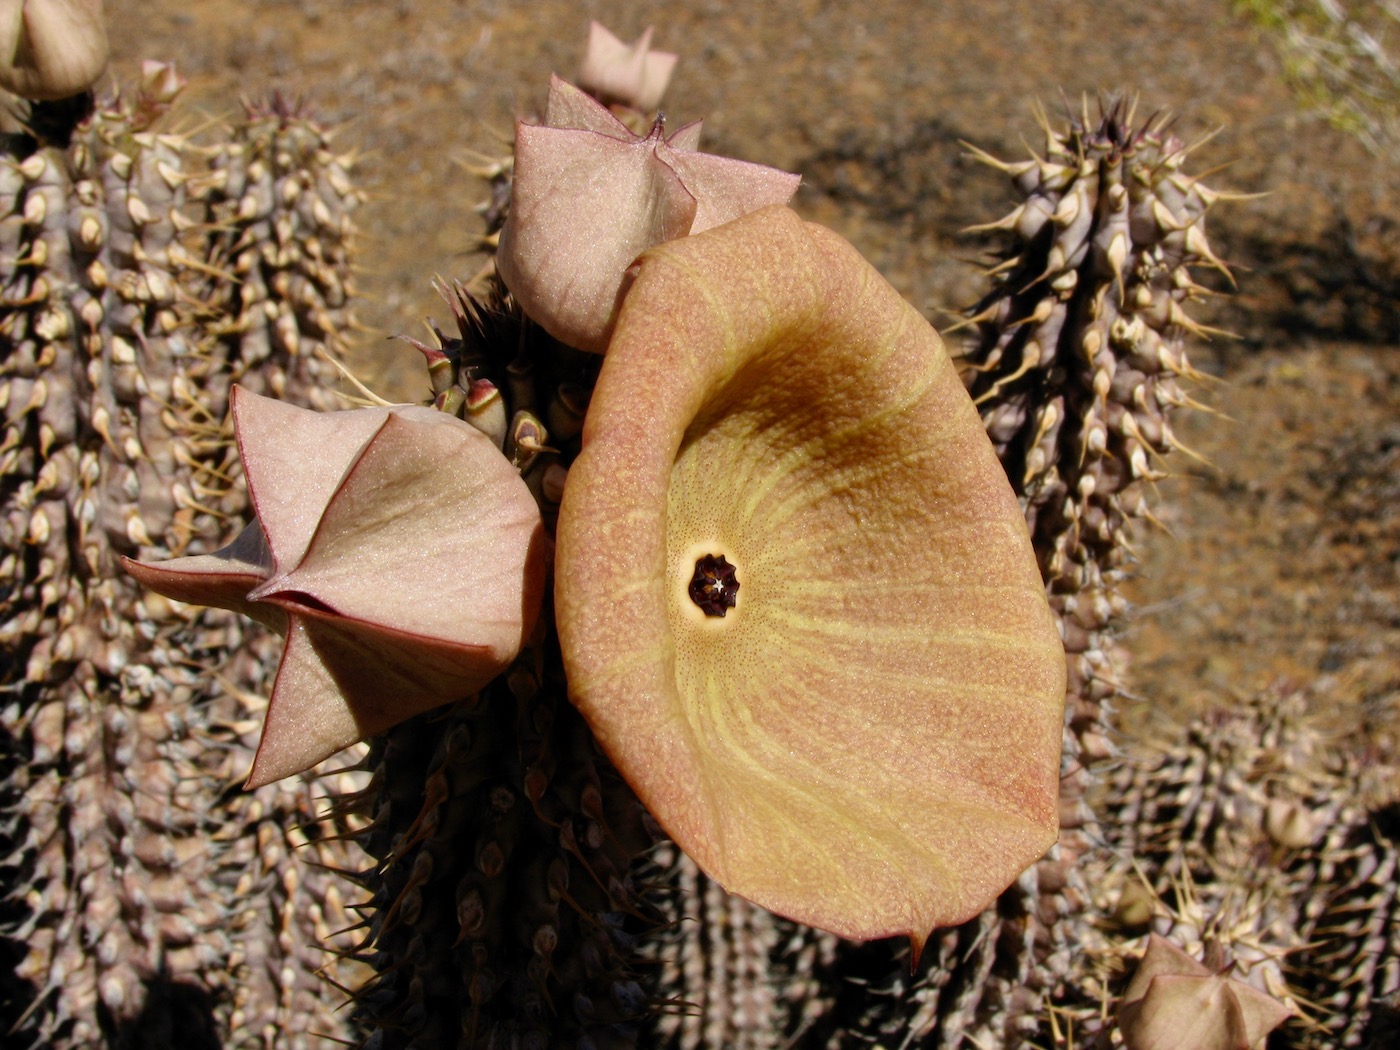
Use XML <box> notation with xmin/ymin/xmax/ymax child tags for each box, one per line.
<box><xmin>555</xmin><ymin>205</ymin><xmax>1065</xmax><ymax>951</ymax></box>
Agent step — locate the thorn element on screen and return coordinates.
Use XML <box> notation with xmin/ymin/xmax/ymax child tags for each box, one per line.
<box><xmin>1124</xmin><ymin>94</ymin><xmax>1142</xmax><ymax>133</ymax></box>
<box><xmin>1175</xmin><ymin>124</ymin><xmax>1225</xmax><ymax>163</ymax></box>
<box><xmin>1105</xmin><ymin>230</ymin><xmax>1129</xmax><ymax>301</ymax></box>
<box><xmin>1166</xmin><ymin>300</ymin><xmax>1234</xmax><ymax>340</ymax></box>
<box><xmin>1196</xmin><ymin>184</ymin><xmax>1269</xmax><ymax>205</ymax></box>
<box><xmin>1183</xmin><ymin>225</ymin><xmax>1236</xmax><ymax>286</ymax></box>
<box><xmin>315</xmin><ymin>345</ymin><xmax>402</xmax><ymax>407</ymax></box>
<box><xmin>1151</xmin><ymin>198</ymin><xmax>1184</xmax><ymax>233</ymax></box>
<box><xmin>959</xmin><ymin>140</ymin><xmax>1036</xmax><ymax>180</ymax></box>
<box><xmin>1007</xmin><ymin>295</ymin><xmax>1057</xmax><ymax>331</ymax></box>
<box><xmin>981</xmin><ymin>254</ymin><xmax>1024</xmax><ymax>279</ymax></box>
<box><xmin>973</xmin><ymin>341</ymin><xmax>1042</xmax><ymax>405</ymax></box>
<box><xmin>961</xmin><ymin>206</ymin><xmax>1025</xmax><ymax>235</ymax></box>
<box><xmin>304</xmin><ymin>1031</ymin><xmax>357</xmax><ymax>1047</ymax></box>
<box><xmin>1165</xmin><ymin>431</ymin><xmax>1214</xmax><ymax>469</ymax></box>
<box><xmin>948</xmin><ymin>301</ymin><xmax>1003</xmax><ymax>333</ymax></box>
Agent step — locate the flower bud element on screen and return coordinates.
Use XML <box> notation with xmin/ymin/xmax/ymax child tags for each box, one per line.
<box><xmin>1</xmin><ymin>0</ymin><xmax>109</xmax><ymax>100</ymax></box>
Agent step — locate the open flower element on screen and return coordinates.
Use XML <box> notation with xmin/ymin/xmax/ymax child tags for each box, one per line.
<box><xmin>555</xmin><ymin>205</ymin><xmax>1065</xmax><ymax>950</ymax></box>
<box><xmin>496</xmin><ymin>75</ymin><xmax>800</xmax><ymax>354</ymax></box>
<box><xmin>576</xmin><ymin>21</ymin><xmax>676</xmax><ymax>112</ymax></box>
<box><xmin>0</xmin><ymin>0</ymin><xmax>108</xmax><ymax>100</ymax></box>
<box><xmin>123</xmin><ymin>387</ymin><xmax>546</xmax><ymax>788</ymax></box>
<box><xmin>1117</xmin><ymin>935</ymin><xmax>1292</xmax><ymax>1050</ymax></box>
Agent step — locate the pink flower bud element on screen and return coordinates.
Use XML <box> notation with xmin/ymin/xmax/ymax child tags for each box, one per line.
<box><xmin>1118</xmin><ymin>935</ymin><xmax>1292</xmax><ymax>1050</ymax></box>
<box><xmin>123</xmin><ymin>388</ymin><xmax>546</xmax><ymax>787</ymax></box>
<box><xmin>576</xmin><ymin>21</ymin><xmax>676</xmax><ymax>113</ymax></box>
<box><xmin>497</xmin><ymin>75</ymin><xmax>799</xmax><ymax>354</ymax></box>
<box><xmin>0</xmin><ymin>0</ymin><xmax>109</xmax><ymax>100</ymax></box>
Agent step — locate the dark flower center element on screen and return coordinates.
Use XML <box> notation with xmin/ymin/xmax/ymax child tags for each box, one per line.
<box><xmin>688</xmin><ymin>554</ymin><xmax>739</xmax><ymax>617</ymax></box>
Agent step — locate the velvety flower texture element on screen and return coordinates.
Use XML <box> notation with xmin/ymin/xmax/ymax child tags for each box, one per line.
<box><xmin>496</xmin><ymin>75</ymin><xmax>800</xmax><ymax>354</ymax></box>
<box><xmin>0</xmin><ymin>0</ymin><xmax>108</xmax><ymax>100</ymax></box>
<box><xmin>123</xmin><ymin>388</ymin><xmax>546</xmax><ymax>787</ymax></box>
<box><xmin>576</xmin><ymin>21</ymin><xmax>676</xmax><ymax>112</ymax></box>
<box><xmin>1118</xmin><ymin>936</ymin><xmax>1292</xmax><ymax>1050</ymax></box>
<box><xmin>555</xmin><ymin>205</ymin><xmax>1066</xmax><ymax>952</ymax></box>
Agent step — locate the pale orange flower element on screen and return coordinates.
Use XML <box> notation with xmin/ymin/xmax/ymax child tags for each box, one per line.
<box><xmin>555</xmin><ymin>206</ymin><xmax>1065</xmax><ymax>952</ymax></box>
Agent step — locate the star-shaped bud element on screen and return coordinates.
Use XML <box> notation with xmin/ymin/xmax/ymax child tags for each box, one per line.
<box><xmin>497</xmin><ymin>75</ymin><xmax>800</xmax><ymax>354</ymax></box>
<box><xmin>0</xmin><ymin>0</ymin><xmax>109</xmax><ymax>100</ymax></box>
<box><xmin>123</xmin><ymin>387</ymin><xmax>546</xmax><ymax>788</ymax></box>
<box><xmin>1117</xmin><ymin>935</ymin><xmax>1293</xmax><ymax>1050</ymax></box>
<box><xmin>555</xmin><ymin>206</ymin><xmax>1066</xmax><ymax>953</ymax></box>
<box><xmin>577</xmin><ymin>21</ymin><xmax>676</xmax><ymax>113</ymax></box>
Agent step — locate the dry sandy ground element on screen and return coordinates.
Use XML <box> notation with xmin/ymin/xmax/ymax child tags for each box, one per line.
<box><xmin>103</xmin><ymin>0</ymin><xmax>1399</xmax><ymax>757</ymax></box>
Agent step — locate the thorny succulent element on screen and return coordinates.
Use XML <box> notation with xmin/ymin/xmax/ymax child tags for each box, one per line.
<box><xmin>0</xmin><ymin>70</ymin><xmax>368</xmax><ymax>1047</ymax></box>
<box><xmin>334</xmin><ymin>282</ymin><xmax>657</xmax><ymax>1050</ymax></box>
<box><xmin>333</xmin><ymin>164</ymin><xmax>1059</xmax><ymax>1050</ymax></box>
<box><xmin>1075</xmin><ymin>687</ymin><xmax>1400</xmax><ymax>1049</ymax></box>
<box><xmin>25</xmin><ymin>20</ymin><xmax>1395</xmax><ymax>1050</ymax></box>
<box><xmin>338</xmin><ymin>74</ymin><xmax>1285</xmax><ymax>1050</ymax></box>
<box><xmin>952</xmin><ymin>94</ymin><xmax>1243</xmax><ymax>1034</ymax></box>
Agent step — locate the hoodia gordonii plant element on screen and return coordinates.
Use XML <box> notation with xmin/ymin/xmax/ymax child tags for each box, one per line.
<box><xmin>179</xmin><ymin>91</ymin><xmax>372</xmax><ymax>1048</ymax></box>
<box><xmin>126</xmin><ymin>32</ymin><xmax>1066</xmax><ymax>1048</ymax></box>
<box><xmin>951</xmin><ymin>97</ymin><xmax>1236</xmax><ymax>1040</ymax></box>
<box><xmin>644</xmin><ymin>99</ymin><xmax>1239</xmax><ymax>1049</ymax></box>
<box><xmin>199</xmin><ymin>91</ymin><xmax>359</xmax><ymax>409</ymax></box>
<box><xmin>0</xmin><ymin>69</ymin><xmax>367</xmax><ymax>1048</ymax></box>
<box><xmin>1287</xmin><ymin>794</ymin><xmax>1400</xmax><ymax>1049</ymax></box>
<box><xmin>334</xmin><ymin>217</ymin><xmax>1061</xmax><ymax>1049</ymax></box>
<box><xmin>945</xmin><ymin>101</ymin><xmax>1395</xmax><ymax>1049</ymax></box>
<box><xmin>440</xmin><ymin>40</ymin><xmax>1066</xmax><ymax>1050</ymax></box>
<box><xmin>331</xmin><ymin>285</ymin><xmax>660</xmax><ymax>1048</ymax></box>
<box><xmin>1074</xmin><ymin>691</ymin><xmax>1315</xmax><ymax>1046</ymax></box>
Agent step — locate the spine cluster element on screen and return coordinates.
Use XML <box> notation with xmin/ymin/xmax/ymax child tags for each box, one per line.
<box><xmin>0</xmin><ymin>74</ymin><xmax>365</xmax><ymax>1048</ymax></box>
<box><xmin>200</xmin><ymin>92</ymin><xmax>358</xmax><ymax>408</ymax></box>
<box><xmin>961</xmin><ymin>97</ymin><xmax>1227</xmax><ymax>801</ymax></box>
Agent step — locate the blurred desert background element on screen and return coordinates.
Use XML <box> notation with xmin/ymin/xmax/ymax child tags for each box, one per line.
<box><xmin>100</xmin><ymin>0</ymin><xmax>1398</xmax><ymax>770</ymax></box>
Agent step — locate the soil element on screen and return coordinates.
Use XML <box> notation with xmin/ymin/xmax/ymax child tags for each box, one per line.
<box><xmin>107</xmin><ymin>0</ymin><xmax>1397</xmax><ymax>895</ymax></box>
